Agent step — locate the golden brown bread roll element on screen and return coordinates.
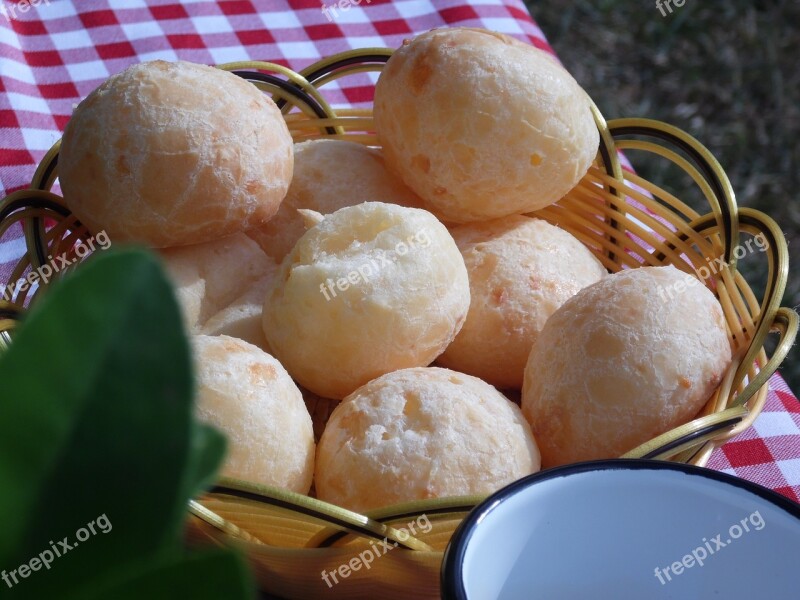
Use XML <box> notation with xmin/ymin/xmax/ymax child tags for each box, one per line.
<box><xmin>437</xmin><ymin>216</ymin><xmax>606</xmax><ymax>388</ymax></box>
<box><xmin>59</xmin><ymin>60</ymin><xmax>293</xmax><ymax>247</ymax></box>
<box><xmin>247</xmin><ymin>139</ymin><xmax>424</xmax><ymax>261</ymax></box>
<box><xmin>200</xmin><ymin>274</ymin><xmax>275</xmax><ymax>353</ymax></box>
<box><xmin>521</xmin><ymin>265</ymin><xmax>733</xmax><ymax>467</ymax></box>
<box><xmin>161</xmin><ymin>232</ymin><xmax>276</xmax><ymax>333</ymax></box>
<box><xmin>315</xmin><ymin>367</ymin><xmax>540</xmax><ymax>512</ymax></box>
<box><xmin>374</xmin><ymin>27</ymin><xmax>598</xmax><ymax>223</ymax></box>
<box><xmin>192</xmin><ymin>335</ymin><xmax>315</xmax><ymax>493</ymax></box>
<box><xmin>262</xmin><ymin>202</ymin><xmax>470</xmax><ymax>400</ymax></box>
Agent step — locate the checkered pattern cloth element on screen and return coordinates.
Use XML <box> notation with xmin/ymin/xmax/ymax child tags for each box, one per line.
<box><xmin>1</xmin><ymin>0</ymin><xmax>798</xmax><ymax>502</ymax></box>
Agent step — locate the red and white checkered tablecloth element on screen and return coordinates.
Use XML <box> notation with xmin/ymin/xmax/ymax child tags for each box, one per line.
<box><xmin>1</xmin><ymin>0</ymin><xmax>798</xmax><ymax>502</ymax></box>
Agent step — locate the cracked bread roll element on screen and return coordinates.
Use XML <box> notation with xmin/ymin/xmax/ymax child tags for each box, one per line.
<box><xmin>247</xmin><ymin>139</ymin><xmax>424</xmax><ymax>261</ymax></box>
<box><xmin>193</xmin><ymin>335</ymin><xmax>315</xmax><ymax>493</ymax></box>
<box><xmin>161</xmin><ymin>232</ymin><xmax>276</xmax><ymax>333</ymax></box>
<box><xmin>315</xmin><ymin>367</ymin><xmax>541</xmax><ymax>512</ymax></box>
<box><xmin>59</xmin><ymin>60</ymin><xmax>293</xmax><ymax>247</ymax></box>
<box><xmin>521</xmin><ymin>265</ymin><xmax>733</xmax><ymax>467</ymax></box>
<box><xmin>437</xmin><ymin>216</ymin><xmax>606</xmax><ymax>388</ymax></box>
<box><xmin>262</xmin><ymin>202</ymin><xmax>470</xmax><ymax>400</ymax></box>
<box><xmin>374</xmin><ymin>27</ymin><xmax>598</xmax><ymax>223</ymax></box>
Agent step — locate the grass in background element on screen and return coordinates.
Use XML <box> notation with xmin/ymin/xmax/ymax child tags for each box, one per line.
<box><xmin>527</xmin><ymin>0</ymin><xmax>800</xmax><ymax>390</ymax></box>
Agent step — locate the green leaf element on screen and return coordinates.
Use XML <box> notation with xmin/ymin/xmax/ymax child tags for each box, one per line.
<box><xmin>0</xmin><ymin>248</ymin><xmax>196</xmax><ymax>592</ymax></box>
<box><xmin>183</xmin><ymin>422</ymin><xmax>227</xmax><ymax>500</ymax></box>
<box><xmin>68</xmin><ymin>549</ymin><xmax>254</xmax><ymax>600</ymax></box>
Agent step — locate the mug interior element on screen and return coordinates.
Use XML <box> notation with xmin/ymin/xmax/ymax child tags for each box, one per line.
<box><xmin>443</xmin><ymin>461</ymin><xmax>800</xmax><ymax>600</ymax></box>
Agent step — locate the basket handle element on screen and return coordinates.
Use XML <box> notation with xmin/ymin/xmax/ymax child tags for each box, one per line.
<box><xmin>307</xmin><ymin>496</ymin><xmax>483</xmax><ymax>548</ymax></box>
<box><xmin>191</xmin><ymin>478</ymin><xmax>432</xmax><ymax>551</ymax></box>
<box><xmin>607</xmin><ymin>118</ymin><xmax>739</xmax><ymax>266</ymax></box>
<box><xmin>622</xmin><ymin>406</ymin><xmax>749</xmax><ymax>461</ymax></box>
<box><xmin>731</xmin><ymin>306</ymin><xmax>799</xmax><ymax>408</ymax></box>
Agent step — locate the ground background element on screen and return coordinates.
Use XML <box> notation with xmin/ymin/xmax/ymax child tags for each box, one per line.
<box><xmin>526</xmin><ymin>0</ymin><xmax>800</xmax><ymax>391</ymax></box>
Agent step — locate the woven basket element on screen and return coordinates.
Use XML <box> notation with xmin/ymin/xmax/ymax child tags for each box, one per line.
<box><xmin>0</xmin><ymin>48</ymin><xmax>796</xmax><ymax>599</ymax></box>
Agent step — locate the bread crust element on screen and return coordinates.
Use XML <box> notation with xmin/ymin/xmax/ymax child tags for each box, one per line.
<box><xmin>262</xmin><ymin>202</ymin><xmax>470</xmax><ymax>399</ymax></box>
<box><xmin>247</xmin><ymin>139</ymin><xmax>423</xmax><ymax>261</ymax></box>
<box><xmin>193</xmin><ymin>335</ymin><xmax>315</xmax><ymax>493</ymax></box>
<box><xmin>521</xmin><ymin>265</ymin><xmax>733</xmax><ymax>467</ymax></box>
<box><xmin>161</xmin><ymin>232</ymin><xmax>275</xmax><ymax>333</ymax></box>
<box><xmin>374</xmin><ymin>27</ymin><xmax>599</xmax><ymax>223</ymax></box>
<box><xmin>316</xmin><ymin>367</ymin><xmax>540</xmax><ymax>511</ymax></box>
<box><xmin>59</xmin><ymin>60</ymin><xmax>293</xmax><ymax>247</ymax></box>
<box><xmin>438</xmin><ymin>216</ymin><xmax>606</xmax><ymax>388</ymax></box>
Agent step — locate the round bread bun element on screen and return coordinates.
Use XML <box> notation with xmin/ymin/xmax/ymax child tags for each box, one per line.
<box><xmin>200</xmin><ymin>273</ymin><xmax>275</xmax><ymax>353</ymax></box>
<box><xmin>161</xmin><ymin>232</ymin><xmax>275</xmax><ymax>333</ymax></box>
<box><xmin>247</xmin><ymin>139</ymin><xmax>424</xmax><ymax>261</ymax></box>
<box><xmin>521</xmin><ymin>265</ymin><xmax>733</xmax><ymax>467</ymax></box>
<box><xmin>316</xmin><ymin>367</ymin><xmax>540</xmax><ymax>512</ymax></box>
<box><xmin>192</xmin><ymin>335</ymin><xmax>315</xmax><ymax>493</ymax></box>
<box><xmin>437</xmin><ymin>216</ymin><xmax>606</xmax><ymax>388</ymax></box>
<box><xmin>59</xmin><ymin>60</ymin><xmax>293</xmax><ymax>247</ymax></box>
<box><xmin>374</xmin><ymin>27</ymin><xmax>598</xmax><ymax>223</ymax></box>
<box><xmin>263</xmin><ymin>202</ymin><xmax>470</xmax><ymax>400</ymax></box>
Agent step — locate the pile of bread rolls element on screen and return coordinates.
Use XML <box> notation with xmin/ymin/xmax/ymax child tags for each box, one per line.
<box><xmin>58</xmin><ymin>27</ymin><xmax>732</xmax><ymax>513</ymax></box>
